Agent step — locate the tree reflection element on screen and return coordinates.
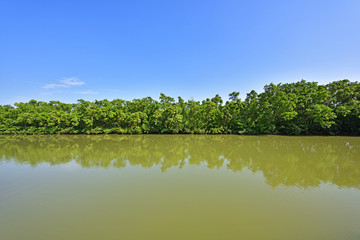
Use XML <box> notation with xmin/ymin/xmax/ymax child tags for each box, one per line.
<box><xmin>0</xmin><ymin>135</ymin><xmax>359</xmax><ymax>189</ymax></box>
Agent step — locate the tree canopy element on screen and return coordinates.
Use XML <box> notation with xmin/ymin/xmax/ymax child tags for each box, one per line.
<box><xmin>0</xmin><ymin>79</ymin><xmax>359</xmax><ymax>135</ymax></box>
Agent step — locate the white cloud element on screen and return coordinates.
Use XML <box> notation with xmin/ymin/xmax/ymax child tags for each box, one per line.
<box><xmin>73</xmin><ymin>90</ymin><xmax>98</xmax><ymax>95</ymax></box>
<box><xmin>43</xmin><ymin>77</ymin><xmax>84</xmax><ymax>89</ymax></box>
<box><xmin>43</xmin><ymin>83</ymin><xmax>67</xmax><ymax>89</ymax></box>
<box><xmin>61</xmin><ymin>77</ymin><xmax>85</xmax><ymax>86</ymax></box>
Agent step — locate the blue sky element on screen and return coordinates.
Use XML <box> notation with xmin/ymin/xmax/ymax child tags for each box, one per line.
<box><xmin>1</xmin><ymin>0</ymin><xmax>359</xmax><ymax>105</ymax></box>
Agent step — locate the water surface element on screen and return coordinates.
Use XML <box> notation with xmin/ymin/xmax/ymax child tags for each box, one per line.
<box><xmin>1</xmin><ymin>135</ymin><xmax>359</xmax><ymax>240</ymax></box>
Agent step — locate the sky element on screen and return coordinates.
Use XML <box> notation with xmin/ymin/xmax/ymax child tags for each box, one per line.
<box><xmin>1</xmin><ymin>0</ymin><xmax>360</xmax><ymax>105</ymax></box>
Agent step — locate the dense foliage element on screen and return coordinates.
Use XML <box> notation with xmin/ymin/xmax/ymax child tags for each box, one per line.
<box><xmin>1</xmin><ymin>79</ymin><xmax>359</xmax><ymax>135</ymax></box>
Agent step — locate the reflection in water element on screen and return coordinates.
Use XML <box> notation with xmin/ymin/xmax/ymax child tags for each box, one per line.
<box><xmin>0</xmin><ymin>135</ymin><xmax>359</xmax><ymax>189</ymax></box>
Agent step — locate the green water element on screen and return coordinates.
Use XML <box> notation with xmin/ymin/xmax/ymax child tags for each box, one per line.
<box><xmin>0</xmin><ymin>135</ymin><xmax>359</xmax><ymax>240</ymax></box>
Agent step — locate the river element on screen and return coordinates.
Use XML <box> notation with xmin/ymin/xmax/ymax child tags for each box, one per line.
<box><xmin>0</xmin><ymin>135</ymin><xmax>359</xmax><ymax>239</ymax></box>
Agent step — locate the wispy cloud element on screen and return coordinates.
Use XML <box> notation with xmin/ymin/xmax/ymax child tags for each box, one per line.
<box><xmin>43</xmin><ymin>83</ymin><xmax>67</xmax><ymax>89</ymax></box>
<box><xmin>73</xmin><ymin>90</ymin><xmax>98</xmax><ymax>95</ymax></box>
<box><xmin>61</xmin><ymin>77</ymin><xmax>85</xmax><ymax>86</ymax></box>
<box><xmin>43</xmin><ymin>77</ymin><xmax>85</xmax><ymax>89</ymax></box>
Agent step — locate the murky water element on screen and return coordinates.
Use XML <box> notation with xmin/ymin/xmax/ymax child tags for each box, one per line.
<box><xmin>0</xmin><ymin>135</ymin><xmax>359</xmax><ymax>240</ymax></box>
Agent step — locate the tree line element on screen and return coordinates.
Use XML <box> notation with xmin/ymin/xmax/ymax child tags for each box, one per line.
<box><xmin>0</xmin><ymin>79</ymin><xmax>359</xmax><ymax>135</ymax></box>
